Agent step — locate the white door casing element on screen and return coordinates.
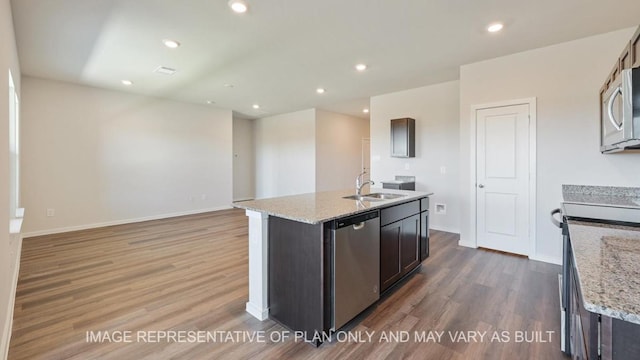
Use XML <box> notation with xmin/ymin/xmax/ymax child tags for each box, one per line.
<box><xmin>473</xmin><ymin>100</ymin><xmax>536</xmax><ymax>256</ymax></box>
<box><xmin>362</xmin><ymin>137</ymin><xmax>371</xmax><ymax>174</ymax></box>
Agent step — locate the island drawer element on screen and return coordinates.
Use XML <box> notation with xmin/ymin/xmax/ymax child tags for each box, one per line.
<box><xmin>380</xmin><ymin>200</ymin><xmax>420</xmax><ymax>226</ymax></box>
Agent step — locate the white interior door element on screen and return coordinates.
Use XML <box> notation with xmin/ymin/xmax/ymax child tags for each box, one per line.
<box><xmin>476</xmin><ymin>104</ymin><xmax>530</xmax><ymax>256</ymax></box>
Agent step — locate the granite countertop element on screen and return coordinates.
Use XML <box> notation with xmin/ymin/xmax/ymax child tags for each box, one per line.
<box><xmin>233</xmin><ymin>189</ymin><xmax>432</xmax><ymax>224</ymax></box>
<box><xmin>568</xmin><ymin>220</ymin><xmax>640</xmax><ymax>325</ymax></box>
<box><xmin>563</xmin><ymin>185</ymin><xmax>640</xmax><ymax>208</ymax></box>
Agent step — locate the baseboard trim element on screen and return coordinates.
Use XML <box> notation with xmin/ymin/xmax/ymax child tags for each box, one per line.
<box><xmin>245</xmin><ymin>302</ymin><xmax>269</xmax><ymax>321</ymax></box>
<box><xmin>1</xmin><ymin>234</ymin><xmax>23</xmax><ymax>360</ymax></box>
<box><xmin>458</xmin><ymin>241</ymin><xmax>477</xmax><ymax>248</ymax></box>
<box><xmin>22</xmin><ymin>206</ymin><xmax>234</xmax><ymax>238</ymax></box>
<box><xmin>529</xmin><ymin>254</ymin><xmax>562</xmax><ymax>265</ymax></box>
<box><xmin>429</xmin><ymin>226</ymin><xmax>460</xmax><ymax>234</ymax></box>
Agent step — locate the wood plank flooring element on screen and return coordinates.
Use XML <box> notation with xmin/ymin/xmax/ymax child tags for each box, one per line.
<box><xmin>9</xmin><ymin>209</ymin><xmax>568</xmax><ymax>359</ymax></box>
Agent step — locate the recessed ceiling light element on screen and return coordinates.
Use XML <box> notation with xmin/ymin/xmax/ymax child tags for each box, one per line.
<box><xmin>224</xmin><ymin>83</ymin><xmax>234</xmax><ymax>88</ymax></box>
<box><xmin>206</xmin><ymin>100</ymin><xmax>215</xmax><ymax>104</ymax></box>
<box><xmin>252</xmin><ymin>104</ymin><xmax>260</xmax><ymax>109</ymax></box>
<box><xmin>229</xmin><ymin>0</ymin><xmax>248</xmax><ymax>13</ymax></box>
<box><xmin>316</xmin><ymin>88</ymin><xmax>326</xmax><ymax>94</ymax></box>
<box><xmin>355</xmin><ymin>64</ymin><xmax>367</xmax><ymax>72</ymax></box>
<box><xmin>121</xmin><ymin>80</ymin><xmax>133</xmax><ymax>86</ymax></box>
<box><xmin>162</xmin><ymin>39</ymin><xmax>180</xmax><ymax>49</ymax></box>
<box><xmin>487</xmin><ymin>23</ymin><xmax>504</xmax><ymax>33</ymax></box>
<box><xmin>363</xmin><ymin>108</ymin><xmax>369</xmax><ymax>114</ymax></box>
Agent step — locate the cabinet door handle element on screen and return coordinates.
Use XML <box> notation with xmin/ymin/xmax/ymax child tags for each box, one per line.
<box><xmin>478</xmin><ymin>184</ymin><xmax>485</xmax><ymax>189</ymax></box>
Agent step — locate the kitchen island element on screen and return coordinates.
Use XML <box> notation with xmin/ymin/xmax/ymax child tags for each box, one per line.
<box><xmin>233</xmin><ymin>189</ymin><xmax>432</xmax><ymax>343</ymax></box>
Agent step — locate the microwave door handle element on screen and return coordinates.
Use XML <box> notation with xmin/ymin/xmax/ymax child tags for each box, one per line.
<box><xmin>607</xmin><ymin>86</ymin><xmax>623</xmax><ymax>131</ymax></box>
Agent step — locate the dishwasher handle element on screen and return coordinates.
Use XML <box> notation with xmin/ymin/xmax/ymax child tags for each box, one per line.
<box><xmin>334</xmin><ymin>211</ymin><xmax>379</xmax><ymax>230</ymax></box>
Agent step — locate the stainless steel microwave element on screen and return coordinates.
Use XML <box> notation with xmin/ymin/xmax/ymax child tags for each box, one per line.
<box><xmin>601</xmin><ymin>67</ymin><xmax>640</xmax><ymax>153</ymax></box>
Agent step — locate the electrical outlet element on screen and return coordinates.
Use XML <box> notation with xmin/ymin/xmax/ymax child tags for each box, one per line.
<box><xmin>46</xmin><ymin>208</ymin><xmax>55</xmax><ymax>217</ymax></box>
<box><xmin>201</xmin><ymin>194</ymin><xmax>207</xmax><ymax>200</ymax></box>
<box><xmin>404</xmin><ymin>163</ymin><xmax>410</xmax><ymax>170</ymax></box>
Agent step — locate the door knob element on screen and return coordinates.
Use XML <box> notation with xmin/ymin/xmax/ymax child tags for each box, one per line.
<box><xmin>478</xmin><ymin>184</ymin><xmax>485</xmax><ymax>188</ymax></box>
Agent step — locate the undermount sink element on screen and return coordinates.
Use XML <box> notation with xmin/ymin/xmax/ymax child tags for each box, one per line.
<box><xmin>342</xmin><ymin>194</ymin><xmax>379</xmax><ymax>201</ymax></box>
<box><xmin>363</xmin><ymin>193</ymin><xmax>406</xmax><ymax>200</ymax></box>
<box><xmin>342</xmin><ymin>193</ymin><xmax>407</xmax><ymax>201</ymax></box>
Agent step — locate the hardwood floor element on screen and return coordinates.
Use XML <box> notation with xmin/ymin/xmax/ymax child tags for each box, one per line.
<box><xmin>9</xmin><ymin>209</ymin><xmax>567</xmax><ymax>359</ymax></box>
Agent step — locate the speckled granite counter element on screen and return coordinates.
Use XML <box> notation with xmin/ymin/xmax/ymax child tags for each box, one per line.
<box><xmin>233</xmin><ymin>189</ymin><xmax>432</xmax><ymax>224</ymax></box>
<box><xmin>568</xmin><ymin>220</ymin><xmax>640</xmax><ymax>325</ymax></box>
<box><xmin>563</xmin><ymin>185</ymin><xmax>640</xmax><ymax>208</ymax></box>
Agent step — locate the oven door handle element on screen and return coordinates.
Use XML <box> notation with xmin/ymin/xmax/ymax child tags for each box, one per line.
<box><xmin>550</xmin><ymin>208</ymin><xmax>563</xmax><ymax>228</ymax></box>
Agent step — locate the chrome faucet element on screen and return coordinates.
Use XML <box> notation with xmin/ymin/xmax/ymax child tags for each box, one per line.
<box><xmin>356</xmin><ymin>170</ymin><xmax>375</xmax><ymax>195</ymax></box>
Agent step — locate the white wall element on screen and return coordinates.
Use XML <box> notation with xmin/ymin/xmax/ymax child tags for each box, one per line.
<box><xmin>459</xmin><ymin>27</ymin><xmax>640</xmax><ymax>264</ymax></box>
<box><xmin>1</xmin><ymin>0</ymin><xmax>21</xmax><ymax>356</ymax></box>
<box><xmin>254</xmin><ymin>109</ymin><xmax>316</xmax><ymax>198</ymax></box>
<box><xmin>370</xmin><ymin>81</ymin><xmax>460</xmax><ymax>233</ymax></box>
<box><xmin>21</xmin><ymin>77</ymin><xmax>233</xmax><ymax>236</ymax></box>
<box><xmin>315</xmin><ymin>109</ymin><xmax>370</xmax><ymax>192</ymax></box>
<box><xmin>233</xmin><ymin>117</ymin><xmax>255</xmax><ymax>201</ymax></box>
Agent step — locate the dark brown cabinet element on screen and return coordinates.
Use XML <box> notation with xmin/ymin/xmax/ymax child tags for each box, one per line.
<box><xmin>620</xmin><ymin>43</ymin><xmax>632</xmax><ymax>71</ymax></box>
<box><xmin>380</xmin><ymin>200</ymin><xmax>422</xmax><ymax>293</ymax></box>
<box><xmin>400</xmin><ymin>214</ymin><xmax>420</xmax><ymax>273</ymax></box>
<box><xmin>380</xmin><ymin>220</ymin><xmax>402</xmax><ymax>291</ymax></box>
<box><xmin>631</xmin><ymin>27</ymin><xmax>640</xmax><ymax>68</ymax></box>
<box><xmin>601</xmin><ymin>25</ymin><xmax>640</xmax><ymax>93</ymax></box>
<box><xmin>390</xmin><ymin>118</ymin><xmax>415</xmax><ymax>158</ymax></box>
<box><xmin>380</xmin><ymin>215</ymin><xmax>420</xmax><ymax>292</ymax></box>
<box><xmin>268</xmin><ymin>217</ymin><xmax>328</xmax><ymax>344</ymax></box>
<box><xmin>420</xmin><ymin>198</ymin><xmax>429</xmax><ymax>261</ymax></box>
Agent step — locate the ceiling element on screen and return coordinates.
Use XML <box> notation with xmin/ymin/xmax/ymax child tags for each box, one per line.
<box><xmin>10</xmin><ymin>0</ymin><xmax>640</xmax><ymax>120</ymax></box>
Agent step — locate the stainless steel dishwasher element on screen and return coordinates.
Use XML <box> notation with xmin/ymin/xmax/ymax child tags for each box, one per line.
<box><xmin>332</xmin><ymin>210</ymin><xmax>380</xmax><ymax>330</ymax></box>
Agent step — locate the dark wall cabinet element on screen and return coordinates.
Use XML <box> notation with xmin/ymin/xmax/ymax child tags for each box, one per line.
<box><xmin>380</xmin><ymin>200</ymin><xmax>422</xmax><ymax>293</ymax></box>
<box><xmin>632</xmin><ymin>26</ymin><xmax>640</xmax><ymax>68</ymax></box>
<box><xmin>390</xmin><ymin>118</ymin><xmax>415</xmax><ymax>158</ymax></box>
<box><xmin>600</xmin><ymin>26</ymin><xmax>640</xmax><ymax>105</ymax></box>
